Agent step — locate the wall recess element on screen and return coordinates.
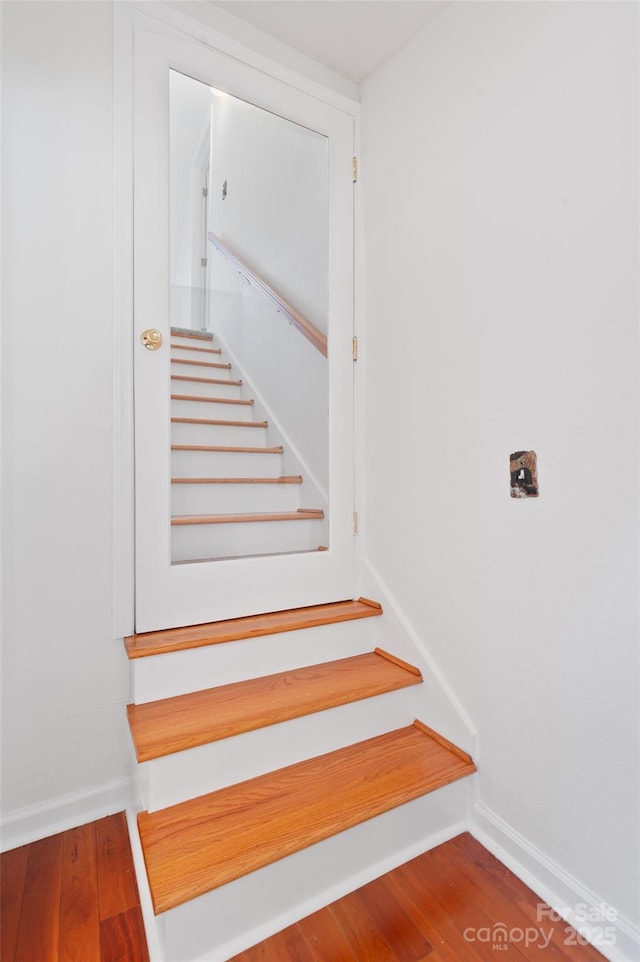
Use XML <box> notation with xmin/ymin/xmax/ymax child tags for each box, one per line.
<box><xmin>510</xmin><ymin>450</ymin><xmax>539</xmax><ymax>498</ymax></box>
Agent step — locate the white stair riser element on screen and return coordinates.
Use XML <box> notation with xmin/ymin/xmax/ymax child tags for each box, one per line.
<box><xmin>140</xmin><ymin>686</ymin><xmax>425</xmax><ymax>812</ymax></box>
<box><xmin>171</xmin><ymin>449</ymin><xmax>282</xmax><ymax>477</ymax></box>
<box><xmin>131</xmin><ymin>616</ymin><xmax>382</xmax><ymax>703</ymax></box>
<box><xmin>171</xmin><ymin>421</ymin><xmax>267</xmax><ymax>447</ymax></box>
<box><xmin>170</xmin><ymin>345</ymin><xmax>222</xmax><ymax>361</ymax></box>
<box><xmin>171</xmin><ymin>481</ymin><xmax>300</xmax><ymax>516</ymax></box>
<box><xmin>171</xmin><ymin>360</ymin><xmax>232</xmax><ymax>378</ymax></box>
<box><xmin>170</xmin><ymin>335</ymin><xmax>216</xmax><ymax>348</ymax></box>
<box><xmin>171</xmin><ymin>398</ymin><xmax>255</xmax><ymax>420</ymax></box>
<box><xmin>171</xmin><ymin>516</ymin><xmax>326</xmax><ymax>563</ymax></box>
<box><xmin>150</xmin><ymin>782</ymin><xmax>470</xmax><ymax>962</ymax></box>
<box><xmin>170</xmin><ymin>378</ymin><xmax>242</xmax><ymax>400</ymax></box>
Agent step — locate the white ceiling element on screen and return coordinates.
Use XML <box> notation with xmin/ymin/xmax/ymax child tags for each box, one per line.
<box><xmin>214</xmin><ymin>1</ymin><xmax>448</xmax><ymax>83</ymax></box>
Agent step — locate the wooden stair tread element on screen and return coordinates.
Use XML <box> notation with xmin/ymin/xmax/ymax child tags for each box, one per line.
<box><xmin>171</xmin><ymin>476</ymin><xmax>303</xmax><ymax>485</ymax></box>
<box><xmin>170</xmin><ymin>344</ymin><xmax>224</xmax><ymax>358</ymax></box>
<box><xmin>171</xmin><ymin>394</ymin><xmax>253</xmax><ymax>406</ymax></box>
<box><xmin>137</xmin><ymin>721</ymin><xmax>476</xmax><ymax>914</ymax></box>
<box><xmin>171</xmin><ymin>444</ymin><xmax>282</xmax><ymax>454</ymax></box>
<box><xmin>171</xmin><ymin>358</ymin><xmax>229</xmax><ymax>368</ymax></box>
<box><xmin>124</xmin><ymin>598</ymin><xmax>383</xmax><ymax>659</ymax></box>
<box><xmin>171</xmin><ymin>375</ymin><xmax>242</xmax><ymax>386</ymax></box>
<box><xmin>171</xmin><ymin>509</ymin><xmax>325</xmax><ymax>526</ymax></box>
<box><xmin>127</xmin><ymin>649</ymin><xmax>422</xmax><ymax>762</ymax></box>
<box><xmin>171</xmin><ymin>417</ymin><xmax>266</xmax><ymax>428</ymax></box>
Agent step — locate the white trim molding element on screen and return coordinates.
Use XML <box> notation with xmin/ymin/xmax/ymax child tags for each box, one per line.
<box><xmin>0</xmin><ymin>777</ymin><xmax>133</xmax><ymax>853</ymax></box>
<box><xmin>472</xmin><ymin>801</ymin><xmax>640</xmax><ymax>962</ymax></box>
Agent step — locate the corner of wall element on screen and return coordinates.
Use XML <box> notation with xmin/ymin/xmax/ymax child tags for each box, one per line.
<box><xmin>0</xmin><ymin>777</ymin><xmax>133</xmax><ymax>854</ymax></box>
<box><xmin>471</xmin><ymin>802</ymin><xmax>640</xmax><ymax>962</ymax></box>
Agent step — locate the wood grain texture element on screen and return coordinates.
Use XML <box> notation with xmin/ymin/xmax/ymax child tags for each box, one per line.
<box><xmin>425</xmin><ymin>839</ymin><xmax>571</xmax><ymax>962</ymax></box>
<box><xmin>59</xmin><ymin>823</ymin><xmax>100</xmax><ymax>962</ymax></box>
<box><xmin>171</xmin><ymin>510</ymin><xmax>325</xmax><ymax>526</ymax></box>
<box><xmin>185</xmin><ymin>832</ymin><xmax>609</xmax><ymax>962</ymax></box>
<box><xmin>137</xmin><ymin>722</ymin><xmax>476</xmax><ymax>913</ymax></box>
<box><xmin>329</xmin><ymin>889</ymin><xmax>414</xmax><ymax>962</ymax></box>
<box><xmin>0</xmin><ymin>814</ymin><xmax>149</xmax><ymax>962</ymax></box>
<box><xmin>171</xmin><ymin>393</ymin><xmax>253</xmax><ymax>406</ymax></box>
<box><xmin>258</xmin><ymin>925</ymin><xmax>317</xmax><ymax>962</ymax></box>
<box><xmin>296</xmin><ymin>906</ymin><xmax>359</xmax><ymax>962</ymax></box>
<box><xmin>124</xmin><ymin>598</ymin><xmax>383</xmax><ymax>659</ymax></box>
<box><xmin>352</xmin><ymin>875</ymin><xmax>433</xmax><ymax>962</ymax></box>
<box><xmin>127</xmin><ymin>650</ymin><xmax>423</xmax><ymax>761</ymax></box>
<box><xmin>95</xmin><ymin>814</ymin><xmax>140</xmax><ymax>922</ymax></box>
<box><xmin>0</xmin><ymin>845</ymin><xmax>29</xmax><ymax>962</ymax></box>
<box><xmin>384</xmin><ymin>864</ymin><xmax>487</xmax><ymax>962</ymax></box>
<box><xmin>451</xmin><ymin>835</ymin><xmax>609</xmax><ymax>962</ymax></box>
<box><xmin>171</xmin><ymin>476</ymin><xmax>303</xmax><ymax>485</ymax></box>
<box><xmin>99</xmin><ymin>908</ymin><xmax>150</xmax><ymax>962</ymax></box>
<box><xmin>14</xmin><ymin>834</ymin><xmax>63</xmax><ymax>962</ymax></box>
<box><xmin>397</xmin><ymin>850</ymin><xmax>530</xmax><ymax>962</ymax></box>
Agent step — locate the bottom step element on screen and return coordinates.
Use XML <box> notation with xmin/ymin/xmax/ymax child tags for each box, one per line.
<box><xmin>138</xmin><ymin>721</ymin><xmax>476</xmax><ymax>915</ymax></box>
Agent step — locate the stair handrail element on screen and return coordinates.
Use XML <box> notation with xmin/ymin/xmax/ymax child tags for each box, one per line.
<box><xmin>208</xmin><ymin>232</ymin><xmax>328</xmax><ymax>358</ymax></box>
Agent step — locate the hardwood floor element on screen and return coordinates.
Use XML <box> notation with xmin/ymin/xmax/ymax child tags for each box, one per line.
<box><xmin>229</xmin><ymin>833</ymin><xmax>608</xmax><ymax>962</ymax></box>
<box><xmin>1</xmin><ymin>812</ymin><xmax>149</xmax><ymax>962</ymax></box>
<box><xmin>1</xmin><ymin>820</ymin><xmax>607</xmax><ymax>962</ymax></box>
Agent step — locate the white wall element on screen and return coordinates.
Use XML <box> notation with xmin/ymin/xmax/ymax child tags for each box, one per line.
<box><xmin>170</xmin><ymin>70</ymin><xmax>211</xmax><ymax>330</ymax></box>
<box><xmin>208</xmin><ymin>90</ymin><xmax>330</xmax><ymax>491</ymax></box>
<box><xmin>1</xmin><ymin>1</ymin><xmax>131</xmax><ymax>841</ymax></box>
<box><xmin>361</xmin><ymin>0</ymin><xmax>639</xmax><ymax>933</ymax></box>
<box><xmin>210</xmin><ymin>90</ymin><xmax>329</xmax><ymax>332</ymax></box>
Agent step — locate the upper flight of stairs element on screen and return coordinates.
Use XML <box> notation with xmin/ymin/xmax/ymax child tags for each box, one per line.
<box><xmin>169</xmin><ymin>328</ymin><xmax>327</xmax><ymax>562</ymax></box>
<box><xmin>125</xmin><ymin>598</ymin><xmax>477</xmax><ymax>961</ymax></box>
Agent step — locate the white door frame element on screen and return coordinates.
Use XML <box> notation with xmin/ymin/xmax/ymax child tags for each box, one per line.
<box><xmin>112</xmin><ymin>3</ymin><xmax>361</xmax><ymax>637</ymax></box>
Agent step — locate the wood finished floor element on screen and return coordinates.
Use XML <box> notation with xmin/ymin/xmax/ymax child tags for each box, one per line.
<box><xmin>0</xmin><ymin>819</ymin><xmax>607</xmax><ymax>962</ymax></box>
<box><xmin>1</xmin><ymin>812</ymin><xmax>149</xmax><ymax>962</ymax></box>
<box><xmin>230</xmin><ymin>833</ymin><xmax>608</xmax><ymax>962</ymax></box>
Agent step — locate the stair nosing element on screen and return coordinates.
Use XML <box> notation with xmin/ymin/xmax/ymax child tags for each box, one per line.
<box><xmin>171</xmin><ymin>417</ymin><xmax>267</xmax><ymax>428</ymax></box>
<box><xmin>171</xmin><ymin>476</ymin><xmax>303</xmax><ymax>485</ymax></box>
<box><xmin>124</xmin><ymin>598</ymin><xmax>383</xmax><ymax>659</ymax></box>
<box><xmin>171</xmin><ymin>394</ymin><xmax>253</xmax><ymax>406</ymax></box>
<box><xmin>171</xmin><ymin>444</ymin><xmax>282</xmax><ymax>454</ymax></box>
<box><xmin>171</xmin><ymin>510</ymin><xmax>325</xmax><ymax>526</ymax></box>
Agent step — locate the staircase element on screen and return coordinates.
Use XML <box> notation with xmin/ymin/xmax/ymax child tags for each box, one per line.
<box><xmin>169</xmin><ymin>328</ymin><xmax>327</xmax><ymax>563</ymax></box>
<box><xmin>124</xmin><ymin>598</ymin><xmax>477</xmax><ymax>962</ymax></box>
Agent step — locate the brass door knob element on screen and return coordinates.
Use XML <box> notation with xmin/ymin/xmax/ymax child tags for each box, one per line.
<box><xmin>140</xmin><ymin>328</ymin><xmax>163</xmax><ymax>351</ymax></box>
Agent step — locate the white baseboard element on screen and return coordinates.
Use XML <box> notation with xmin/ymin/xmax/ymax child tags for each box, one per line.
<box><xmin>472</xmin><ymin>801</ymin><xmax>640</xmax><ymax>962</ymax></box>
<box><xmin>0</xmin><ymin>776</ymin><xmax>133</xmax><ymax>852</ymax></box>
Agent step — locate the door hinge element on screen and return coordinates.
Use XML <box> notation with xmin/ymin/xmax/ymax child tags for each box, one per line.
<box><xmin>201</xmin><ymin>257</ymin><xmax>208</xmax><ymax>268</ymax></box>
<box><xmin>353</xmin><ymin>511</ymin><xmax>359</xmax><ymax>535</ymax></box>
<box><xmin>352</xmin><ymin>156</ymin><xmax>358</xmax><ymax>182</ymax></box>
<box><xmin>352</xmin><ymin>336</ymin><xmax>358</xmax><ymax>361</ymax></box>
<box><xmin>202</xmin><ymin>186</ymin><xmax>208</xmax><ymax>197</ymax></box>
